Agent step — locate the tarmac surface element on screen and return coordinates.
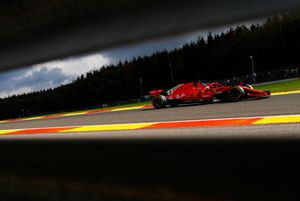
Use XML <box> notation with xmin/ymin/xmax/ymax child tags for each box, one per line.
<box><xmin>0</xmin><ymin>93</ymin><xmax>299</xmax><ymax>139</ymax></box>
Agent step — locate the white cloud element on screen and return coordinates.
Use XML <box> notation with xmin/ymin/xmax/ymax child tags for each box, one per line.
<box><xmin>0</xmin><ymin>67</ymin><xmax>69</xmax><ymax>98</ymax></box>
<box><xmin>0</xmin><ymin>53</ymin><xmax>111</xmax><ymax>98</ymax></box>
<box><xmin>0</xmin><ymin>86</ymin><xmax>32</xmax><ymax>98</ymax></box>
<box><xmin>33</xmin><ymin>53</ymin><xmax>111</xmax><ymax>77</ymax></box>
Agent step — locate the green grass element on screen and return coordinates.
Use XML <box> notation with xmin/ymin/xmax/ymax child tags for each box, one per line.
<box><xmin>52</xmin><ymin>101</ymin><xmax>151</xmax><ymax>114</ymax></box>
<box><xmin>104</xmin><ymin>101</ymin><xmax>151</xmax><ymax>110</ymax></box>
<box><xmin>255</xmin><ymin>78</ymin><xmax>300</xmax><ymax>93</ymax></box>
<box><xmin>4</xmin><ymin>101</ymin><xmax>151</xmax><ymax>121</ymax></box>
<box><xmin>54</xmin><ymin>100</ymin><xmax>151</xmax><ymax>115</ymax></box>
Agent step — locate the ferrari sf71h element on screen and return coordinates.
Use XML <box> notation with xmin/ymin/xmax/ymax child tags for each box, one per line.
<box><xmin>149</xmin><ymin>81</ymin><xmax>270</xmax><ymax>109</ymax></box>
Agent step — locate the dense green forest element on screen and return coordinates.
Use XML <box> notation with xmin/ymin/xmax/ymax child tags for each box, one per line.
<box><xmin>1</xmin><ymin>11</ymin><xmax>300</xmax><ymax>119</ymax></box>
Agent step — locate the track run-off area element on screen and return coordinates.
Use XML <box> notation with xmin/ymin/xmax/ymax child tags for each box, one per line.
<box><xmin>0</xmin><ymin>91</ymin><xmax>300</xmax><ymax>139</ymax></box>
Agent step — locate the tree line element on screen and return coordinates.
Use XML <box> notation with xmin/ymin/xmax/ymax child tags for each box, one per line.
<box><xmin>1</xmin><ymin>10</ymin><xmax>300</xmax><ymax>119</ymax></box>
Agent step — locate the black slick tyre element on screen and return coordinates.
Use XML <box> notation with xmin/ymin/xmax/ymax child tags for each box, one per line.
<box><xmin>227</xmin><ymin>86</ymin><xmax>245</xmax><ymax>102</ymax></box>
<box><xmin>152</xmin><ymin>95</ymin><xmax>167</xmax><ymax>109</ymax></box>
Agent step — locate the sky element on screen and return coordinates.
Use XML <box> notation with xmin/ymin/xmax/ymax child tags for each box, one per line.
<box><xmin>0</xmin><ymin>21</ymin><xmax>261</xmax><ymax>98</ymax></box>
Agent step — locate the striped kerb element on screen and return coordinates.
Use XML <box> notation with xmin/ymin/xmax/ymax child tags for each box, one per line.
<box><xmin>0</xmin><ymin>114</ymin><xmax>299</xmax><ymax>136</ymax></box>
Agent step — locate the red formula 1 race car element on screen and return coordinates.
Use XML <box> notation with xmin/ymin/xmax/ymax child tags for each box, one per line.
<box><xmin>149</xmin><ymin>81</ymin><xmax>270</xmax><ymax>109</ymax></box>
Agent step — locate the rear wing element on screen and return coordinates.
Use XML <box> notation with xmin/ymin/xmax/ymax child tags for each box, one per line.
<box><xmin>149</xmin><ymin>89</ymin><xmax>165</xmax><ymax>97</ymax></box>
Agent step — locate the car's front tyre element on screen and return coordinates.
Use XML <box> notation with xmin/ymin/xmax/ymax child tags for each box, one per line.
<box><xmin>227</xmin><ymin>86</ymin><xmax>245</xmax><ymax>102</ymax></box>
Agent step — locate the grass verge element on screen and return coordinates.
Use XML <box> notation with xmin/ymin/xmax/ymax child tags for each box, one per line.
<box><xmin>106</xmin><ymin>101</ymin><xmax>151</xmax><ymax>110</ymax></box>
<box><xmin>255</xmin><ymin>78</ymin><xmax>300</xmax><ymax>93</ymax></box>
<box><xmin>46</xmin><ymin>100</ymin><xmax>151</xmax><ymax>116</ymax></box>
<box><xmin>0</xmin><ymin>101</ymin><xmax>151</xmax><ymax>122</ymax></box>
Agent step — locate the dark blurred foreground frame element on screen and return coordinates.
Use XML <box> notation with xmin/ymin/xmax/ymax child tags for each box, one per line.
<box><xmin>0</xmin><ymin>139</ymin><xmax>299</xmax><ymax>201</ymax></box>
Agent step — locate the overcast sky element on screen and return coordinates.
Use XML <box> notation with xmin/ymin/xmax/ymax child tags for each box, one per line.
<box><xmin>0</xmin><ymin>21</ymin><xmax>261</xmax><ymax>98</ymax></box>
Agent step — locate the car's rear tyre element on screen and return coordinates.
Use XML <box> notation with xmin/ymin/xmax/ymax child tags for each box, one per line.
<box><xmin>227</xmin><ymin>86</ymin><xmax>245</xmax><ymax>102</ymax></box>
<box><xmin>152</xmin><ymin>95</ymin><xmax>167</xmax><ymax>109</ymax></box>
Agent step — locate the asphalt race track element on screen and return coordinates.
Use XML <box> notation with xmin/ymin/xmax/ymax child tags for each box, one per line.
<box><xmin>0</xmin><ymin>93</ymin><xmax>300</xmax><ymax>139</ymax></box>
